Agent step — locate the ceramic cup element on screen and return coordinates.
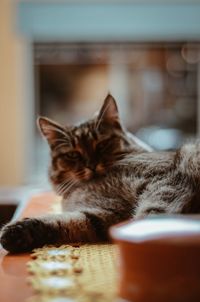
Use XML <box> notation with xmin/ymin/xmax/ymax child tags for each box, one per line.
<box><xmin>110</xmin><ymin>216</ymin><xmax>200</xmax><ymax>302</ymax></box>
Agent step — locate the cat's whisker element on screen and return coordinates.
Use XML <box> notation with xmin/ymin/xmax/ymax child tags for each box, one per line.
<box><xmin>56</xmin><ymin>179</ymin><xmax>73</xmax><ymax>195</ymax></box>
<box><xmin>56</xmin><ymin>184</ymin><xmax>68</xmax><ymax>196</ymax></box>
<box><xmin>61</xmin><ymin>180</ymin><xmax>79</xmax><ymax>196</ymax></box>
<box><xmin>57</xmin><ymin>184</ymin><xmax>73</xmax><ymax>196</ymax></box>
<box><xmin>59</xmin><ymin>179</ymin><xmax>76</xmax><ymax>192</ymax></box>
<box><xmin>56</xmin><ymin>179</ymin><xmax>70</xmax><ymax>190</ymax></box>
<box><xmin>56</xmin><ymin>181</ymin><xmax>69</xmax><ymax>194</ymax></box>
<box><xmin>64</xmin><ymin>180</ymin><xmax>78</xmax><ymax>192</ymax></box>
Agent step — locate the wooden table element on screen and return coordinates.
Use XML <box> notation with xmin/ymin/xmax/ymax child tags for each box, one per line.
<box><xmin>0</xmin><ymin>192</ymin><xmax>56</xmax><ymax>302</ymax></box>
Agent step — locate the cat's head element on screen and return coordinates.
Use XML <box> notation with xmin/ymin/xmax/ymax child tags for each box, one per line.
<box><xmin>37</xmin><ymin>94</ymin><xmax>137</xmax><ymax>194</ymax></box>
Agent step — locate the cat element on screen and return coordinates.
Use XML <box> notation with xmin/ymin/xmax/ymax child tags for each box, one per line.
<box><xmin>1</xmin><ymin>94</ymin><xmax>200</xmax><ymax>253</ymax></box>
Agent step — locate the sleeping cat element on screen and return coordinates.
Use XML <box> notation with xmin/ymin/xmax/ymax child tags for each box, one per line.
<box><xmin>1</xmin><ymin>94</ymin><xmax>200</xmax><ymax>253</ymax></box>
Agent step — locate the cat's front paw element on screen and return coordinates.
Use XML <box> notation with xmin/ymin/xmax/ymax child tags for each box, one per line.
<box><xmin>0</xmin><ymin>218</ymin><xmax>49</xmax><ymax>253</ymax></box>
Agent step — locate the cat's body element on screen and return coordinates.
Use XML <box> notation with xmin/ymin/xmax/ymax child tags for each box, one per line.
<box><xmin>1</xmin><ymin>95</ymin><xmax>200</xmax><ymax>253</ymax></box>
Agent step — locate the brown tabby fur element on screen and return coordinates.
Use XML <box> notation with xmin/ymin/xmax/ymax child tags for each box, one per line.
<box><xmin>1</xmin><ymin>94</ymin><xmax>200</xmax><ymax>253</ymax></box>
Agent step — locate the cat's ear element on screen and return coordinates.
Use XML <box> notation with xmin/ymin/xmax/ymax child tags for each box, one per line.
<box><xmin>97</xmin><ymin>94</ymin><xmax>121</xmax><ymax>129</ymax></box>
<box><xmin>37</xmin><ymin>116</ymin><xmax>67</xmax><ymax>146</ymax></box>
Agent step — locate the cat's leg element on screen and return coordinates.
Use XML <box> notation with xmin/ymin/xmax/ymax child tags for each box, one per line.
<box><xmin>0</xmin><ymin>208</ymin><xmax>122</xmax><ymax>253</ymax></box>
<box><xmin>134</xmin><ymin>177</ymin><xmax>195</xmax><ymax>219</ymax></box>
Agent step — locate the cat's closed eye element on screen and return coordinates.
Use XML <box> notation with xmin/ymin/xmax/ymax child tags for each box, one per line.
<box><xmin>64</xmin><ymin>151</ymin><xmax>82</xmax><ymax>160</ymax></box>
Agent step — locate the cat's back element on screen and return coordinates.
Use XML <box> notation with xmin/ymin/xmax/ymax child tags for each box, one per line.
<box><xmin>117</xmin><ymin>150</ymin><xmax>175</xmax><ymax>177</ymax></box>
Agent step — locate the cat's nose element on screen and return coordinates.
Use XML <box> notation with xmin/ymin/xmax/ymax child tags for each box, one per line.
<box><xmin>90</xmin><ymin>166</ymin><xmax>97</xmax><ymax>172</ymax></box>
<box><xmin>86</xmin><ymin>163</ymin><xmax>97</xmax><ymax>172</ymax></box>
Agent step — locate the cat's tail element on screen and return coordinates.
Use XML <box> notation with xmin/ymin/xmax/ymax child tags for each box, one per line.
<box><xmin>176</xmin><ymin>141</ymin><xmax>200</xmax><ymax>186</ymax></box>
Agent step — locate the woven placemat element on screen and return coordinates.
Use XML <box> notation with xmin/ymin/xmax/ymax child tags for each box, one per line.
<box><xmin>26</xmin><ymin>198</ymin><xmax>118</xmax><ymax>302</ymax></box>
<box><xmin>27</xmin><ymin>243</ymin><xmax>118</xmax><ymax>302</ymax></box>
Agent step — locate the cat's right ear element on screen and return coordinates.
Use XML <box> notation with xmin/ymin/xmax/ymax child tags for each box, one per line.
<box><xmin>37</xmin><ymin>117</ymin><xmax>67</xmax><ymax>147</ymax></box>
<box><xmin>97</xmin><ymin>94</ymin><xmax>122</xmax><ymax>129</ymax></box>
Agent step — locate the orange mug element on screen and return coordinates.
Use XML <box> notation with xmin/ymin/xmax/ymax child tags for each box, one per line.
<box><xmin>110</xmin><ymin>216</ymin><xmax>200</xmax><ymax>302</ymax></box>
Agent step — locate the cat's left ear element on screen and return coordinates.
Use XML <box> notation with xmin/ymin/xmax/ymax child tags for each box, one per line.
<box><xmin>97</xmin><ymin>94</ymin><xmax>122</xmax><ymax>129</ymax></box>
<box><xmin>37</xmin><ymin>116</ymin><xmax>67</xmax><ymax>147</ymax></box>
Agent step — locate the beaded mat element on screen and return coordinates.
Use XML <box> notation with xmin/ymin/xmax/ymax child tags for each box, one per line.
<box><xmin>26</xmin><ymin>198</ymin><xmax>118</xmax><ymax>302</ymax></box>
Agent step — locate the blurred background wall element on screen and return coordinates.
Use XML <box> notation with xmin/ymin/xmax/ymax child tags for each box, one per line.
<box><xmin>0</xmin><ymin>0</ymin><xmax>26</xmax><ymax>186</ymax></box>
